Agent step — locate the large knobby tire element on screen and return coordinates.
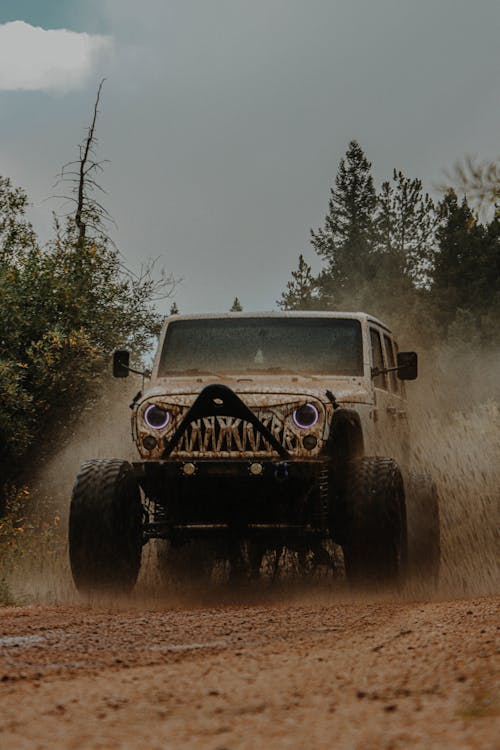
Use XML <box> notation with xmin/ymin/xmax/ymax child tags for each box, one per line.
<box><xmin>405</xmin><ymin>471</ymin><xmax>440</xmax><ymax>584</ymax></box>
<box><xmin>342</xmin><ymin>457</ymin><xmax>407</xmax><ymax>587</ymax></box>
<box><xmin>69</xmin><ymin>459</ymin><xmax>143</xmax><ymax>593</ymax></box>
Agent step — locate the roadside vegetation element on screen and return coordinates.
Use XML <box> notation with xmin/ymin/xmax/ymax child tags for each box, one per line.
<box><xmin>0</xmin><ymin>85</ymin><xmax>175</xmax><ymax>516</ymax></box>
<box><xmin>0</xmin><ymin>87</ymin><xmax>175</xmax><ymax>602</ymax></box>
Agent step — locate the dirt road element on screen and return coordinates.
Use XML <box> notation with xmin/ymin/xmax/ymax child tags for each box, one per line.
<box><xmin>0</xmin><ymin>592</ymin><xmax>498</xmax><ymax>749</ymax></box>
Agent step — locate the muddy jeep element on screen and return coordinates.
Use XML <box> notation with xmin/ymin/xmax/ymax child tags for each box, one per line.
<box><xmin>69</xmin><ymin>312</ymin><xmax>440</xmax><ymax>592</ymax></box>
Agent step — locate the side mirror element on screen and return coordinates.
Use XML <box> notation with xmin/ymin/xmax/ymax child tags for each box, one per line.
<box><xmin>397</xmin><ymin>351</ymin><xmax>418</xmax><ymax>380</ymax></box>
<box><xmin>113</xmin><ymin>349</ymin><xmax>130</xmax><ymax>378</ymax></box>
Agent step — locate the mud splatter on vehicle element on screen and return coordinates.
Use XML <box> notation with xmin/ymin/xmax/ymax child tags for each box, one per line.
<box><xmin>68</xmin><ymin>312</ymin><xmax>439</xmax><ymax>592</ymax></box>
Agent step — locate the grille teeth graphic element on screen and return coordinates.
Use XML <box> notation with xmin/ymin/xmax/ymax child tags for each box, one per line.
<box><xmin>172</xmin><ymin>413</ymin><xmax>298</xmax><ymax>456</ymax></box>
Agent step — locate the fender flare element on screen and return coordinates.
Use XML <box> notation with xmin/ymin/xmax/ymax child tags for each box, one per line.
<box><xmin>327</xmin><ymin>408</ymin><xmax>364</xmax><ymax>462</ymax></box>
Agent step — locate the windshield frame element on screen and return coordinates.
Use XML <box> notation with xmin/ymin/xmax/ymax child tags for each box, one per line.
<box><xmin>155</xmin><ymin>315</ymin><xmax>365</xmax><ymax>378</ymax></box>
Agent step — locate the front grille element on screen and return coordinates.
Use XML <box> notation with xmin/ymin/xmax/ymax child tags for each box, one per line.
<box><xmin>171</xmin><ymin>413</ymin><xmax>298</xmax><ymax>457</ymax></box>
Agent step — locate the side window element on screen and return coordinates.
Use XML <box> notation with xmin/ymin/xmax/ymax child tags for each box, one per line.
<box><xmin>393</xmin><ymin>340</ymin><xmax>407</xmax><ymax>399</ymax></box>
<box><xmin>383</xmin><ymin>334</ymin><xmax>400</xmax><ymax>394</ymax></box>
<box><xmin>370</xmin><ymin>328</ymin><xmax>387</xmax><ymax>390</ymax></box>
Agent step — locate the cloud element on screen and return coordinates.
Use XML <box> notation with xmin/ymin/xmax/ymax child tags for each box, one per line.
<box><xmin>0</xmin><ymin>21</ymin><xmax>112</xmax><ymax>93</ymax></box>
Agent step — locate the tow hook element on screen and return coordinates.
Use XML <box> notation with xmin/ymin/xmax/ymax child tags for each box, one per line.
<box><xmin>274</xmin><ymin>462</ymin><xmax>289</xmax><ymax>482</ymax></box>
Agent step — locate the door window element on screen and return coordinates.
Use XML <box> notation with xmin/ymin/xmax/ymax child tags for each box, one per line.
<box><xmin>383</xmin><ymin>334</ymin><xmax>400</xmax><ymax>393</ymax></box>
<box><xmin>370</xmin><ymin>328</ymin><xmax>387</xmax><ymax>390</ymax></box>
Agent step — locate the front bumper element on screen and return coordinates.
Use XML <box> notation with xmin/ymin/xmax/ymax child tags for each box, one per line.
<box><xmin>134</xmin><ymin>458</ymin><xmax>331</xmax><ymax>540</ymax></box>
<box><xmin>133</xmin><ymin>458</ymin><xmax>326</xmax><ymax>481</ymax></box>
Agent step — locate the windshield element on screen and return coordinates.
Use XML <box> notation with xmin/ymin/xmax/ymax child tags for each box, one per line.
<box><xmin>158</xmin><ymin>317</ymin><xmax>363</xmax><ymax>376</ymax></box>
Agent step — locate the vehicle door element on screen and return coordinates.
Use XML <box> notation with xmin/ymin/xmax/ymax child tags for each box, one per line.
<box><xmin>382</xmin><ymin>333</ymin><xmax>410</xmax><ymax>464</ymax></box>
<box><xmin>369</xmin><ymin>326</ymin><xmax>392</xmax><ymax>455</ymax></box>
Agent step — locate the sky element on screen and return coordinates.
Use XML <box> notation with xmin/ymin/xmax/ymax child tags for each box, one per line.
<box><xmin>0</xmin><ymin>0</ymin><xmax>499</xmax><ymax>314</ymax></box>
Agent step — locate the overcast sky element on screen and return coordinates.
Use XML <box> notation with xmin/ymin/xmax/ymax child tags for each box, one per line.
<box><xmin>0</xmin><ymin>0</ymin><xmax>499</xmax><ymax>314</ymax></box>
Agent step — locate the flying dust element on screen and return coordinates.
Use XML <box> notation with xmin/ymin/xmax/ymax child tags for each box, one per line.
<box><xmin>2</xmin><ymin>348</ymin><xmax>499</xmax><ymax>607</ymax></box>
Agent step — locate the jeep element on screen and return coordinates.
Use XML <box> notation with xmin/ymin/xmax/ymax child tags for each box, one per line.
<box><xmin>68</xmin><ymin>311</ymin><xmax>440</xmax><ymax>591</ymax></box>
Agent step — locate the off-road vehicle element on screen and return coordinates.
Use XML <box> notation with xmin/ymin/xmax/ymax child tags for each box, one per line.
<box><xmin>69</xmin><ymin>312</ymin><xmax>440</xmax><ymax>591</ymax></box>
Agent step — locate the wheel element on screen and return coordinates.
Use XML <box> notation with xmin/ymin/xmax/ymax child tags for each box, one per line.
<box><xmin>342</xmin><ymin>457</ymin><xmax>407</xmax><ymax>587</ymax></box>
<box><xmin>69</xmin><ymin>459</ymin><xmax>143</xmax><ymax>593</ymax></box>
<box><xmin>405</xmin><ymin>471</ymin><xmax>440</xmax><ymax>584</ymax></box>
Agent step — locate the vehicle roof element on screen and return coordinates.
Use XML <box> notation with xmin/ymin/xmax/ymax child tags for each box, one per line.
<box><xmin>163</xmin><ymin>311</ymin><xmax>392</xmax><ymax>332</ymax></box>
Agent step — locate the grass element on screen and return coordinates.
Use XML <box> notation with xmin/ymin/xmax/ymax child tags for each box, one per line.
<box><xmin>0</xmin><ymin>484</ymin><xmax>68</xmax><ymax>606</ymax></box>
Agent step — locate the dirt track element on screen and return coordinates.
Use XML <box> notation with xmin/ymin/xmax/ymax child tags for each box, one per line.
<box><xmin>0</xmin><ymin>593</ymin><xmax>498</xmax><ymax>749</ymax></box>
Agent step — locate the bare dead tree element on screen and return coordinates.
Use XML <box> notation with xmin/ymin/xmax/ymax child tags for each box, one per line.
<box><xmin>75</xmin><ymin>79</ymin><xmax>104</xmax><ymax>249</ymax></box>
<box><xmin>53</xmin><ymin>79</ymin><xmax>114</xmax><ymax>248</ymax></box>
<box><xmin>439</xmin><ymin>155</ymin><xmax>500</xmax><ymax>219</ymax></box>
<box><xmin>53</xmin><ymin>79</ymin><xmax>180</xmax><ymax>302</ymax></box>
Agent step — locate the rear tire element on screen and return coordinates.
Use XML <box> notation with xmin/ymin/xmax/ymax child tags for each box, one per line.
<box><xmin>406</xmin><ymin>471</ymin><xmax>440</xmax><ymax>584</ymax></box>
<box><xmin>342</xmin><ymin>457</ymin><xmax>406</xmax><ymax>587</ymax></box>
<box><xmin>69</xmin><ymin>459</ymin><xmax>143</xmax><ymax>593</ymax></box>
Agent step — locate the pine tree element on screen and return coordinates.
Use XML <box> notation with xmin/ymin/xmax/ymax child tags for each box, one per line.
<box><xmin>230</xmin><ymin>297</ymin><xmax>243</xmax><ymax>312</ymax></box>
<box><xmin>376</xmin><ymin>170</ymin><xmax>437</xmax><ymax>287</ymax></box>
<box><xmin>432</xmin><ymin>191</ymin><xmax>499</xmax><ymax>340</ymax></box>
<box><xmin>278</xmin><ymin>254</ymin><xmax>318</xmax><ymax>310</ymax></box>
<box><xmin>311</xmin><ymin>140</ymin><xmax>377</xmax><ymax>307</ymax></box>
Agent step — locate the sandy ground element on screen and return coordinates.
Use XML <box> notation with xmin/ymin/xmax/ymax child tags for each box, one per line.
<box><xmin>0</xmin><ymin>592</ymin><xmax>498</xmax><ymax>749</ymax></box>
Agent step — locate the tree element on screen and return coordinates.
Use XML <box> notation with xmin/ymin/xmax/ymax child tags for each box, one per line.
<box><xmin>169</xmin><ymin>301</ymin><xmax>179</xmax><ymax>315</ymax></box>
<box><xmin>230</xmin><ymin>297</ymin><xmax>243</xmax><ymax>312</ymax></box>
<box><xmin>431</xmin><ymin>191</ymin><xmax>499</xmax><ymax>341</ymax></box>
<box><xmin>311</xmin><ymin>140</ymin><xmax>377</xmax><ymax>307</ymax></box>
<box><xmin>442</xmin><ymin>155</ymin><xmax>500</xmax><ymax>217</ymax></box>
<box><xmin>0</xmin><ymin>176</ymin><xmax>37</xmax><ymax>261</ymax></box>
<box><xmin>0</xmin><ymin>85</ymin><xmax>175</xmax><ymax>508</ymax></box>
<box><xmin>376</xmin><ymin>170</ymin><xmax>437</xmax><ymax>288</ymax></box>
<box><xmin>278</xmin><ymin>254</ymin><xmax>319</xmax><ymax>310</ymax></box>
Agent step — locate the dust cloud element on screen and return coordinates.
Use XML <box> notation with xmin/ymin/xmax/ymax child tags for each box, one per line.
<box><xmin>2</xmin><ymin>378</ymin><xmax>141</xmax><ymax>605</ymax></box>
<box><xmin>409</xmin><ymin>346</ymin><xmax>500</xmax><ymax>597</ymax></box>
<box><xmin>6</xmin><ymin>346</ymin><xmax>499</xmax><ymax>605</ymax></box>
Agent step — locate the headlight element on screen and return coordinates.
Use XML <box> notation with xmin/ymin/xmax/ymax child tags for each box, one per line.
<box><xmin>292</xmin><ymin>403</ymin><xmax>319</xmax><ymax>429</ymax></box>
<box><xmin>144</xmin><ymin>404</ymin><xmax>170</xmax><ymax>430</ymax></box>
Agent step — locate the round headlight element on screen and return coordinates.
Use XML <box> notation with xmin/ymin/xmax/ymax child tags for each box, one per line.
<box><xmin>144</xmin><ymin>404</ymin><xmax>170</xmax><ymax>430</ymax></box>
<box><xmin>292</xmin><ymin>403</ymin><xmax>319</xmax><ymax>429</ymax></box>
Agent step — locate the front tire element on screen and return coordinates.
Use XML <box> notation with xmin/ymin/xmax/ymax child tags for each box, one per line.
<box><xmin>342</xmin><ymin>457</ymin><xmax>406</xmax><ymax>587</ymax></box>
<box><xmin>69</xmin><ymin>459</ymin><xmax>143</xmax><ymax>593</ymax></box>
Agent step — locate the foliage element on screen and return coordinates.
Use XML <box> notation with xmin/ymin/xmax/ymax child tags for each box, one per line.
<box><xmin>0</xmin><ymin>180</ymin><xmax>165</xmax><ymax>492</ymax></box>
<box><xmin>230</xmin><ymin>297</ymin><xmax>243</xmax><ymax>311</ymax></box>
<box><xmin>376</xmin><ymin>170</ymin><xmax>436</xmax><ymax>287</ymax></box>
<box><xmin>0</xmin><ymin>485</ymin><xmax>65</xmax><ymax>605</ymax></box>
<box><xmin>279</xmin><ymin>140</ymin><xmax>499</xmax><ymax>353</ymax></box>
<box><xmin>432</xmin><ymin>191</ymin><xmax>499</xmax><ymax>343</ymax></box>
<box><xmin>277</xmin><ymin>254</ymin><xmax>319</xmax><ymax>310</ymax></box>
<box><xmin>442</xmin><ymin>155</ymin><xmax>500</xmax><ymax>217</ymax></box>
<box><xmin>311</xmin><ymin>140</ymin><xmax>377</xmax><ymax>306</ymax></box>
<box><xmin>0</xmin><ymin>162</ymin><xmax>174</xmax><ymax>506</ymax></box>
<box><xmin>0</xmin><ymin>175</ymin><xmax>37</xmax><ymax>259</ymax></box>
<box><xmin>0</xmin><ymin>84</ymin><xmax>180</xmax><ymax>509</ymax></box>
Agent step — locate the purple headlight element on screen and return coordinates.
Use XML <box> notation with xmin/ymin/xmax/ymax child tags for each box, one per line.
<box><xmin>292</xmin><ymin>403</ymin><xmax>319</xmax><ymax>429</ymax></box>
<box><xmin>144</xmin><ymin>404</ymin><xmax>170</xmax><ymax>430</ymax></box>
